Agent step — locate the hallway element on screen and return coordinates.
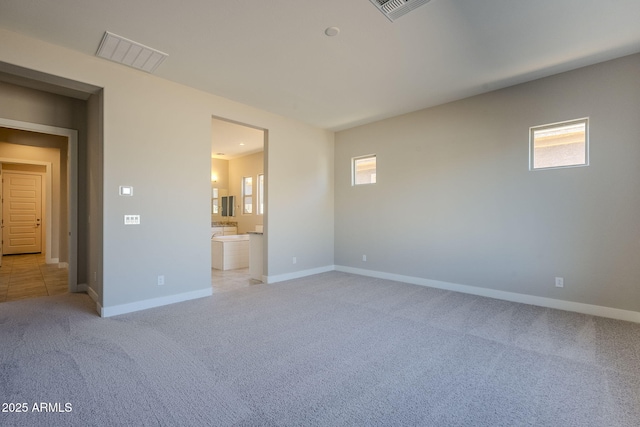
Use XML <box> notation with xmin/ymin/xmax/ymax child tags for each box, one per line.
<box><xmin>0</xmin><ymin>253</ymin><xmax>68</xmax><ymax>302</ymax></box>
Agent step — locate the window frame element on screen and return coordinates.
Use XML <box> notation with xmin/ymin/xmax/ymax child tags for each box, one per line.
<box><xmin>242</xmin><ymin>176</ymin><xmax>253</xmax><ymax>214</ymax></box>
<box><xmin>529</xmin><ymin>117</ymin><xmax>589</xmax><ymax>171</ymax></box>
<box><xmin>211</xmin><ymin>187</ymin><xmax>219</xmax><ymax>214</ymax></box>
<box><xmin>257</xmin><ymin>173</ymin><xmax>264</xmax><ymax>216</ymax></box>
<box><xmin>352</xmin><ymin>154</ymin><xmax>377</xmax><ymax>186</ymax></box>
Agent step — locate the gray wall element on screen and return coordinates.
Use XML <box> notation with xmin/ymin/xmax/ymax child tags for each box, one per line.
<box><xmin>1</xmin><ymin>28</ymin><xmax>334</xmax><ymax>312</ymax></box>
<box><xmin>335</xmin><ymin>53</ymin><xmax>640</xmax><ymax>313</ymax></box>
<box><xmin>86</xmin><ymin>90</ymin><xmax>103</xmax><ymax>301</ymax></box>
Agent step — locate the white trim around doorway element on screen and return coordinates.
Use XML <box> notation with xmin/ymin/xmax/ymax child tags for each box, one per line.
<box><xmin>0</xmin><ymin>117</ymin><xmax>78</xmax><ymax>293</ymax></box>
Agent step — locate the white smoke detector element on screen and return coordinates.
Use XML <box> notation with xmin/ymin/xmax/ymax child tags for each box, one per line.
<box><xmin>369</xmin><ymin>0</ymin><xmax>432</xmax><ymax>22</ymax></box>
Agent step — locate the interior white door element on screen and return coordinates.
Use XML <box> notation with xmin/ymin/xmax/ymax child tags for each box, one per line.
<box><xmin>2</xmin><ymin>172</ymin><xmax>42</xmax><ymax>255</ymax></box>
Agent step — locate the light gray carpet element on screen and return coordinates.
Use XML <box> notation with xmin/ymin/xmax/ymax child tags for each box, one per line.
<box><xmin>1</xmin><ymin>271</ymin><xmax>639</xmax><ymax>426</ymax></box>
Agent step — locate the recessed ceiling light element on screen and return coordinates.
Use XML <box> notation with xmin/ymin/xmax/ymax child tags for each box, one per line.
<box><xmin>240</xmin><ymin>143</ymin><xmax>245</xmax><ymax>146</ymax></box>
<box><xmin>324</xmin><ymin>27</ymin><xmax>340</xmax><ymax>37</ymax></box>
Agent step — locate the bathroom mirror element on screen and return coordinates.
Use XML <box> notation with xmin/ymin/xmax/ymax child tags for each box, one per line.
<box><xmin>221</xmin><ymin>195</ymin><xmax>236</xmax><ymax>217</ymax></box>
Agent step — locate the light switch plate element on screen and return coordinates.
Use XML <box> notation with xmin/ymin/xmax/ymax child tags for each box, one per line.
<box><xmin>119</xmin><ymin>186</ymin><xmax>133</xmax><ymax>196</ymax></box>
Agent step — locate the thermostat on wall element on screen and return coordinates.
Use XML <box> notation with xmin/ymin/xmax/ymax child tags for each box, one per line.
<box><xmin>119</xmin><ymin>186</ymin><xmax>133</xmax><ymax>196</ymax></box>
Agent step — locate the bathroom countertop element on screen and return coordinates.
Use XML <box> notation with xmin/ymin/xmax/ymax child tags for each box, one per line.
<box><xmin>211</xmin><ymin>222</ymin><xmax>238</xmax><ymax>227</ymax></box>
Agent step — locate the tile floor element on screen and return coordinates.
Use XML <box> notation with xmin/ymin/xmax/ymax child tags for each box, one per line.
<box><xmin>0</xmin><ymin>253</ymin><xmax>68</xmax><ymax>303</ymax></box>
<box><xmin>0</xmin><ymin>254</ymin><xmax>261</xmax><ymax>304</ymax></box>
<box><xmin>211</xmin><ymin>267</ymin><xmax>264</xmax><ymax>293</ymax></box>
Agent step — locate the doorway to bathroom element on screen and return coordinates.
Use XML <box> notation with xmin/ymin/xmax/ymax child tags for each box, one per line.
<box><xmin>210</xmin><ymin>116</ymin><xmax>266</xmax><ymax>292</ymax></box>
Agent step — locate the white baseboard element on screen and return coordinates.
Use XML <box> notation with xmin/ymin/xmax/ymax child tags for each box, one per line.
<box><xmin>86</xmin><ymin>285</ymin><xmax>99</xmax><ymax>303</ymax></box>
<box><xmin>335</xmin><ymin>265</ymin><xmax>640</xmax><ymax>324</ymax></box>
<box><xmin>100</xmin><ymin>288</ymin><xmax>213</xmax><ymax>318</ymax></box>
<box><xmin>86</xmin><ymin>286</ymin><xmax>102</xmax><ymax>315</ymax></box>
<box><xmin>58</xmin><ymin>262</ymin><xmax>68</xmax><ymax>269</ymax></box>
<box><xmin>46</xmin><ymin>257</ymin><xmax>59</xmax><ymax>265</ymax></box>
<box><xmin>76</xmin><ymin>283</ymin><xmax>88</xmax><ymax>292</ymax></box>
<box><xmin>266</xmin><ymin>265</ymin><xmax>335</xmax><ymax>284</ymax></box>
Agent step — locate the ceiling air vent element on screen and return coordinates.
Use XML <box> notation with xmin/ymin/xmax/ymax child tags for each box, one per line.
<box><xmin>96</xmin><ymin>31</ymin><xmax>168</xmax><ymax>73</ymax></box>
<box><xmin>369</xmin><ymin>0</ymin><xmax>432</xmax><ymax>22</ymax></box>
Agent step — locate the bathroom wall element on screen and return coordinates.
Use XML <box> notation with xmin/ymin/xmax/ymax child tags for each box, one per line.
<box><xmin>210</xmin><ymin>151</ymin><xmax>265</xmax><ymax>233</ymax></box>
<box><xmin>210</xmin><ymin>157</ymin><xmax>229</xmax><ymax>222</ymax></box>
<box><xmin>229</xmin><ymin>151</ymin><xmax>264</xmax><ymax>234</ymax></box>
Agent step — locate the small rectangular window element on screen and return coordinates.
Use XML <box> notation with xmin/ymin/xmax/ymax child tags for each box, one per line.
<box><xmin>352</xmin><ymin>155</ymin><xmax>376</xmax><ymax>185</ymax></box>
<box><xmin>242</xmin><ymin>176</ymin><xmax>253</xmax><ymax>214</ymax></box>
<box><xmin>257</xmin><ymin>173</ymin><xmax>264</xmax><ymax>215</ymax></box>
<box><xmin>530</xmin><ymin>118</ymin><xmax>588</xmax><ymax>170</ymax></box>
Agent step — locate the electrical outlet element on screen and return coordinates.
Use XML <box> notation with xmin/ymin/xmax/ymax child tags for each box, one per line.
<box><xmin>158</xmin><ymin>275</ymin><xmax>165</xmax><ymax>286</ymax></box>
<box><xmin>362</xmin><ymin>254</ymin><xmax>367</xmax><ymax>262</ymax></box>
<box><xmin>292</xmin><ymin>257</ymin><xmax>297</xmax><ymax>265</ymax></box>
<box><xmin>124</xmin><ymin>214</ymin><xmax>140</xmax><ymax>225</ymax></box>
<box><xmin>555</xmin><ymin>277</ymin><xmax>564</xmax><ymax>288</ymax></box>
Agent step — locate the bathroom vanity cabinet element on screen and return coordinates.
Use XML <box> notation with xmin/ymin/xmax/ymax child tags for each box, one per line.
<box><xmin>211</xmin><ymin>226</ymin><xmax>237</xmax><ymax>237</ymax></box>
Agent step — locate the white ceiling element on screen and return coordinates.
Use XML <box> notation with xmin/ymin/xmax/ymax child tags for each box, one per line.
<box><xmin>1</xmin><ymin>0</ymin><xmax>640</xmax><ymax>132</ymax></box>
<box><xmin>211</xmin><ymin>117</ymin><xmax>264</xmax><ymax>160</ymax></box>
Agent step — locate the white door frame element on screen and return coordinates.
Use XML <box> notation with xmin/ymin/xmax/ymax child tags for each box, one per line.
<box><xmin>0</xmin><ymin>117</ymin><xmax>78</xmax><ymax>292</ymax></box>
